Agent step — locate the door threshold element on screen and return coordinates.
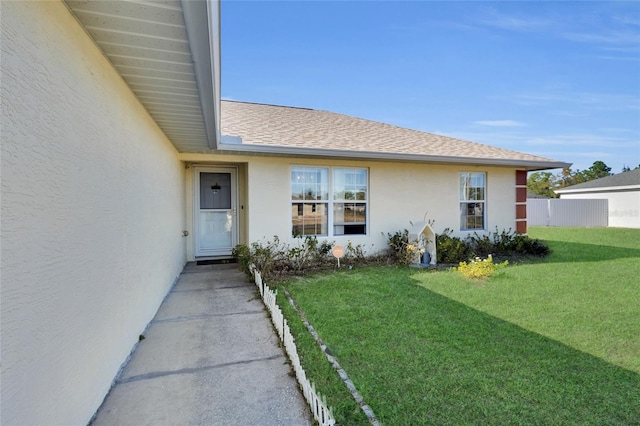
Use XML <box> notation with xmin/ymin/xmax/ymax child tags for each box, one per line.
<box><xmin>195</xmin><ymin>257</ymin><xmax>237</xmax><ymax>266</ymax></box>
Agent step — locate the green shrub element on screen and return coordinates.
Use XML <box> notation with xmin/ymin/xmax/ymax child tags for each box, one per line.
<box><xmin>436</xmin><ymin>227</ymin><xmax>549</xmax><ymax>263</ymax></box>
<box><xmin>231</xmin><ymin>244</ymin><xmax>252</xmax><ymax>276</ymax></box>
<box><xmin>458</xmin><ymin>255</ymin><xmax>508</xmax><ymax>279</ymax></box>
<box><xmin>286</xmin><ymin>236</ymin><xmax>335</xmax><ymax>272</ymax></box>
<box><xmin>387</xmin><ymin>229</ymin><xmax>409</xmax><ymax>256</ymax></box>
<box><xmin>249</xmin><ymin>236</ymin><xmax>284</xmax><ymax>281</ymax></box>
<box><xmin>343</xmin><ymin>240</ymin><xmax>368</xmax><ymax>264</ymax></box>
<box><xmin>234</xmin><ymin>227</ymin><xmax>550</xmax><ymax>281</ymax></box>
<box><xmin>436</xmin><ymin>228</ymin><xmax>471</xmax><ymax>264</ymax></box>
<box><xmin>467</xmin><ymin>227</ymin><xmax>550</xmax><ymax>257</ymax></box>
<box><xmin>232</xmin><ymin>235</ymin><xmax>335</xmax><ymax>281</ymax></box>
<box><xmin>386</xmin><ymin>229</ymin><xmax>425</xmax><ymax>265</ymax></box>
<box><xmin>510</xmin><ymin>233</ymin><xmax>550</xmax><ymax>256</ymax></box>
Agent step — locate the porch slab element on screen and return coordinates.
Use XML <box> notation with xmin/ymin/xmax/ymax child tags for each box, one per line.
<box><xmin>90</xmin><ymin>263</ymin><xmax>311</xmax><ymax>426</ymax></box>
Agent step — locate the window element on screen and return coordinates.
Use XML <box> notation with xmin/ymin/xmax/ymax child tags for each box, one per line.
<box><xmin>291</xmin><ymin>167</ymin><xmax>328</xmax><ymax>236</ymax></box>
<box><xmin>460</xmin><ymin>172</ymin><xmax>486</xmax><ymax>230</ymax></box>
<box><xmin>291</xmin><ymin>166</ymin><xmax>368</xmax><ymax>236</ymax></box>
<box><xmin>333</xmin><ymin>168</ymin><xmax>367</xmax><ymax>235</ymax></box>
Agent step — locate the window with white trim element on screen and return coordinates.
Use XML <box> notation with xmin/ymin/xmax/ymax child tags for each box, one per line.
<box><xmin>333</xmin><ymin>168</ymin><xmax>368</xmax><ymax>235</ymax></box>
<box><xmin>460</xmin><ymin>172</ymin><xmax>486</xmax><ymax>230</ymax></box>
<box><xmin>291</xmin><ymin>166</ymin><xmax>368</xmax><ymax>236</ymax></box>
<box><xmin>291</xmin><ymin>167</ymin><xmax>328</xmax><ymax>236</ymax></box>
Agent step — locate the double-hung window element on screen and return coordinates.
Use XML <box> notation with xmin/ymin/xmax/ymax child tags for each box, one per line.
<box><xmin>460</xmin><ymin>172</ymin><xmax>486</xmax><ymax>230</ymax></box>
<box><xmin>291</xmin><ymin>166</ymin><xmax>368</xmax><ymax>236</ymax></box>
<box><xmin>333</xmin><ymin>168</ymin><xmax>367</xmax><ymax>235</ymax></box>
<box><xmin>291</xmin><ymin>167</ymin><xmax>329</xmax><ymax>236</ymax></box>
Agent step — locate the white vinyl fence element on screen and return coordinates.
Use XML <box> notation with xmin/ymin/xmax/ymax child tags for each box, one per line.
<box><xmin>527</xmin><ymin>199</ymin><xmax>608</xmax><ymax>227</ymax></box>
<box><xmin>251</xmin><ymin>267</ymin><xmax>335</xmax><ymax>426</ymax></box>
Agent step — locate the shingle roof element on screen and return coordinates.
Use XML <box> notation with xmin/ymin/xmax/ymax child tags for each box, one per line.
<box><xmin>219</xmin><ymin>100</ymin><xmax>570</xmax><ymax>170</ymax></box>
<box><xmin>556</xmin><ymin>168</ymin><xmax>640</xmax><ymax>192</ymax></box>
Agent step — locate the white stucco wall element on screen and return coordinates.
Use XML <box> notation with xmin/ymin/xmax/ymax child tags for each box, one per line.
<box><xmin>560</xmin><ymin>190</ymin><xmax>640</xmax><ymax>228</ymax></box>
<box><xmin>1</xmin><ymin>2</ymin><xmax>186</xmax><ymax>424</ymax></box>
<box><xmin>181</xmin><ymin>153</ymin><xmax>518</xmax><ymax>256</ymax></box>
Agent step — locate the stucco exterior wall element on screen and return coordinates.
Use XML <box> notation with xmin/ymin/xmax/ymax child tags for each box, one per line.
<box><xmin>181</xmin><ymin>153</ymin><xmax>518</xmax><ymax>256</ymax></box>
<box><xmin>1</xmin><ymin>2</ymin><xmax>186</xmax><ymax>424</ymax></box>
<box><xmin>560</xmin><ymin>190</ymin><xmax>640</xmax><ymax>228</ymax></box>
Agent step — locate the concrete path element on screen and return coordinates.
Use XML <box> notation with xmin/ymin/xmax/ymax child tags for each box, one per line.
<box><xmin>91</xmin><ymin>263</ymin><xmax>312</xmax><ymax>426</ymax></box>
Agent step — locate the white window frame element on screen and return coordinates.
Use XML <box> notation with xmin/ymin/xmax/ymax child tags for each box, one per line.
<box><xmin>459</xmin><ymin>172</ymin><xmax>486</xmax><ymax>231</ymax></box>
<box><xmin>291</xmin><ymin>166</ymin><xmax>329</xmax><ymax>237</ymax></box>
<box><xmin>291</xmin><ymin>166</ymin><xmax>369</xmax><ymax>237</ymax></box>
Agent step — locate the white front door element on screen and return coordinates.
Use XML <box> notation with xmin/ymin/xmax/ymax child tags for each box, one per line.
<box><xmin>194</xmin><ymin>166</ymin><xmax>238</xmax><ymax>257</ymax></box>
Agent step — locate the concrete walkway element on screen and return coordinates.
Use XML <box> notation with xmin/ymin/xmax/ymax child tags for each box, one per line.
<box><xmin>91</xmin><ymin>263</ymin><xmax>312</xmax><ymax>426</ymax></box>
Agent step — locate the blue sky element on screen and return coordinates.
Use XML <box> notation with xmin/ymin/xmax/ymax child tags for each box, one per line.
<box><xmin>221</xmin><ymin>1</ymin><xmax>640</xmax><ymax>173</ymax></box>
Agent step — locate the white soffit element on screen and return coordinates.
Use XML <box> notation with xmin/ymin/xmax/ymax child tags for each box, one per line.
<box><xmin>64</xmin><ymin>0</ymin><xmax>219</xmax><ymax>151</ymax></box>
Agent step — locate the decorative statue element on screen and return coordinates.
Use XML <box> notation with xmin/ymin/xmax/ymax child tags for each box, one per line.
<box><xmin>429</xmin><ymin>248</ymin><xmax>437</xmax><ymax>265</ymax></box>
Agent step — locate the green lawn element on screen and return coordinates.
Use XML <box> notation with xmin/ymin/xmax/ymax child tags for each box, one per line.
<box><xmin>418</xmin><ymin>226</ymin><xmax>640</xmax><ymax>374</ymax></box>
<box><xmin>277</xmin><ymin>227</ymin><xmax>640</xmax><ymax>425</ymax></box>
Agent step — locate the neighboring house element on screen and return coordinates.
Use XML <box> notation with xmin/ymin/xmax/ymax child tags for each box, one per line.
<box><xmin>1</xmin><ymin>1</ymin><xmax>568</xmax><ymax>425</ymax></box>
<box><xmin>555</xmin><ymin>169</ymin><xmax>640</xmax><ymax>228</ymax></box>
<box><xmin>527</xmin><ymin>192</ymin><xmax>552</xmax><ymax>199</ymax></box>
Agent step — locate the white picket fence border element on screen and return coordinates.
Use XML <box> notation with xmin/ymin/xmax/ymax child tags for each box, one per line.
<box><xmin>250</xmin><ymin>266</ymin><xmax>335</xmax><ymax>426</ymax></box>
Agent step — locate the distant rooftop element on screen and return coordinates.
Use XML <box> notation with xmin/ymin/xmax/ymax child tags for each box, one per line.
<box><xmin>219</xmin><ymin>100</ymin><xmax>570</xmax><ymax>171</ymax></box>
<box><xmin>556</xmin><ymin>168</ymin><xmax>640</xmax><ymax>192</ymax></box>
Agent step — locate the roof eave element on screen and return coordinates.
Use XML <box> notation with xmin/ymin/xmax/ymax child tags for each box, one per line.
<box><xmin>216</xmin><ymin>141</ymin><xmax>571</xmax><ymax>170</ymax></box>
<box><xmin>556</xmin><ymin>184</ymin><xmax>640</xmax><ymax>194</ymax></box>
<box><xmin>181</xmin><ymin>0</ymin><xmax>221</xmax><ymax>150</ymax></box>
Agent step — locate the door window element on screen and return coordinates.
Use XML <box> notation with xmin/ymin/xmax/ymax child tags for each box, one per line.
<box><xmin>200</xmin><ymin>172</ymin><xmax>231</xmax><ymax>210</ymax></box>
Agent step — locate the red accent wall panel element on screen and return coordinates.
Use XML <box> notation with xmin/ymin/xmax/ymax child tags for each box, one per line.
<box><xmin>515</xmin><ymin>170</ymin><xmax>528</xmax><ymax>234</ymax></box>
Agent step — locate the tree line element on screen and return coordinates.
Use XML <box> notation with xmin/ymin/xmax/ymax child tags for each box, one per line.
<box><xmin>527</xmin><ymin>161</ymin><xmax>639</xmax><ymax>198</ymax></box>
